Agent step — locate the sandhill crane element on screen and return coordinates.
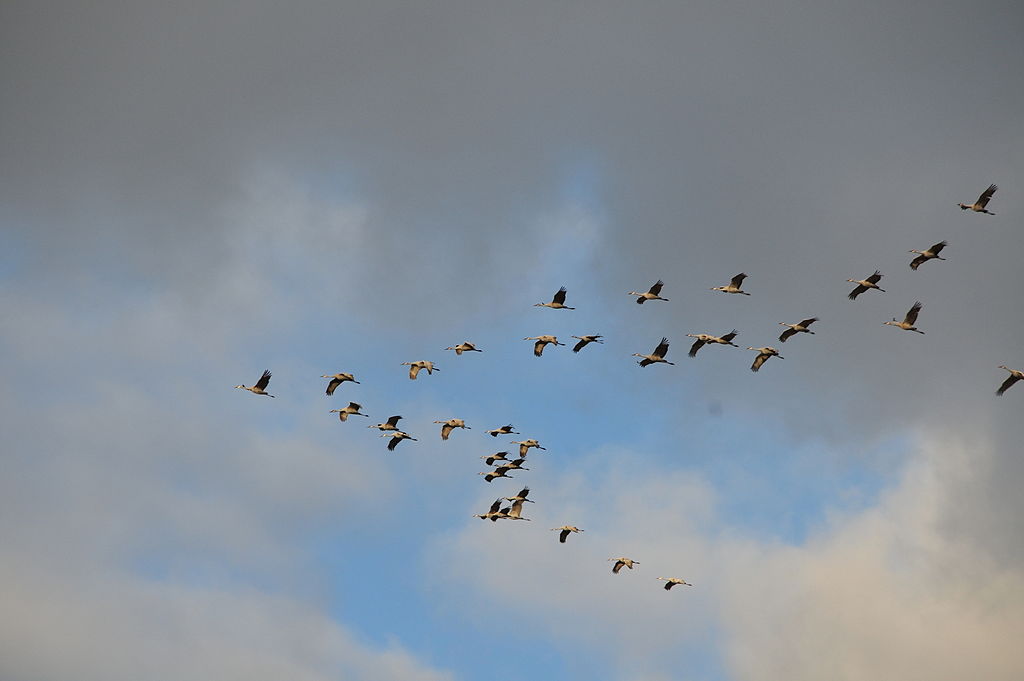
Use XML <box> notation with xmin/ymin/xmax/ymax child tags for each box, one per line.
<box><xmin>368</xmin><ymin>415</ymin><xmax>403</xmax><ymax>431</ymax></box>
<box><xmin>628</xmin><ymin>280</ymin><xmax>668</xmax><ymax>304</ymax></box>
<box><xmin>551</xmin><ymin>526</ymin><xmax>583</xmax><ymax>543</ymax></box>
<box><xmin>959</xmin><ymin>183</ymin><xmax>998</xmax><ymax>214</ymax></box>
<box><xmin>524</xmin><ymin>336</ymin><xmax>563</xmax><ymax>356</ymax></box>
<box><xmin>884</xmin><ymin>301</ymin><xmax>925</xmax><ymax>334</ymax></box>
<box><xmin>330</xmin><ymin>402</ymin><xmax>368</xmax><ymax>421</ymax></box>
<box><xmin>609</xmin><ymin>557</ymin><xmax>639</xmax><ymax>574</ymax></box>
<box><xmin>535</xmin><ymin>286</ymin><xmax>575</xmax><ymax>309</ymax></box>
<box><xmin>503</xmin><ymin>486</ymin><xmax>535</xmax><ymax>505</ymax></box>
<box><xmin>481</xmin><ymin>452</ymin><xmax>510</xmax><ymax>466</ymax></box>
<box><xmin>778</xmin><ymin>317</ymin><xmax>819</xmax><ymax>343</ymax></box>
<box><xmin>711</xmin><ymin>273</ymin><xmax>750</xmax><ymax>295</ymax></box>
<box><xmin>445</xmin><ymin>342</ymin><xmax>482</xmax><ymax>355</ymax></box>
<box><xmin>634</xmin><ymin>337</ymin><xmax>675</xmax><ymax>366</ymax></box>
<box><xmin>321</xmin><ymin>372</ymin><xmax>359</xmax><ymax>396</ymax></box>
<box><xmin>381</xmin><ymin>431</ymin><xmax>417</xmax><ymax>451</ymax></box>
<box><xmin>847</xmin><ymin>270</ymin><xmax>885</xmax><ymax>300</ymax></box>
<box><xmin>235</xmin><ymin>369</ymin><xmax>274</xmax><ymax>397</ymax></box>
<box><xmin>909</xmin><ymin>241</ymin><xmax>948</xmax><ymax>270</ymax></box>
<box><xmin>434</xmin><ymin>418</ymin><xmax>470</xmax><ymax>440</ymax></box>
<box><xmin>657</xmin><ymin>577</ymin><xmax>693</xmax><ymax>590</ymax></box>
<box><xmin>401</xmin><ymin>361</ymin><xmax>439</xmax><ymax>380</ymax></box>
<box><xmin>997</xmin><ymin>366</ymin><xmax>1023</xmax><ymax>396</ymax></box>
<box><xmin>747</xmin><ymin>347</ymin><xmax>783</xmax><ymax>372</ymax></box>
<box><xmin>503</xmin><ymin>457</ymin><xmax>529</xmax><ymax>471</ymax></box>
<box><xmin>474</xmin><ymin>499</ymin><xmax>505</xmax><ymax>522</ymax></box>
<box><xmin>503</xmin><ymin>498</ymin><xmax>531</xmax><ymax>520</ymax></box>
<box><xmin>479</xmin><ymin>465</ymin><xmax>515</xmax><ymax>483</ymax></box>
<box><xmin>510</xmin><ymin>440</ymin><xmax>545</xmax><ymax>457</ymax></box>
<box><xmin>686</xmin><ymin>331</ymin><xmax>739</xmax><ymax>357</ymax></box>
<box><xmin>571</xmin><ymin>335</ymin><xmax>604</xmax><ymax>353</ymax></box>
<box><xmin>485</xmin><ymin>424</ymin><xmax>519</xmax><ymax>437</ymax></box>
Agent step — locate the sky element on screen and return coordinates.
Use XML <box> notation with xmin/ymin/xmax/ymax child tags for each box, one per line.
<box><xmin>2</xmin><ymin>1</ymin><xmax>1024</xmax><ymax>679</ymax></box>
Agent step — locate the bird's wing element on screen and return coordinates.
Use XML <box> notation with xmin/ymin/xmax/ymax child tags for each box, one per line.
<box><xmin>408</xmin><ymin>364</ymin><xmax>420</xmax><ymax>379</ymax></box>
<box><xmin>866</xmin><ymin>270</ymin><xmax>883</xmax><ymax>284</ymax></box>
<box><xmin>256</xmin><ymin>370</ymin><xmax>272</xmax><ymax>390</ymax></box>
<box><xmin>730</xmin><ymin>273</ymin><xmax>747</xmax><ymax>287</ymax></box>
<box><xmin>326</xmin><ymin>378</ymin><xmax>341</xmax><ymax>395</ymax></box>
<box><xmin>348</xmin><ymin>402</ymin><xmax>361</xmax><ymax>411</ymax></box>
<box><xmin>721</xmin><ymin>330</ymin><xmax>738</xmax><ymax>342</ymax></box>
<box><xmin>517</xmin><ymin>486</ymin><xmax>530</xmax><ymax>498</ymax></box>
<box><xmin>387</xmin><ymin>436</ymin><xmax>399</xmax><ymax>451</ymax></box>
<box><xmin>997</xmin><ymin>374</ymin><xmax>1021</xmax><ymax>396</ymax></box>
<box><xmin>664</xmin><ymin>581</ymin><xmax>674</xmax><ymax>590</ymax></box>
<box><xmin>572</xmin><ymin>338</ymin><xmax>587</xmax><ymax>353</ymax></box>
<box><xmin>688</xmin><ymin>338</ymin><xmax>706</xmax><ymax>357</ymax></box>
<box><xmin>534</xmin><ymin>341</ymin><xmax>545</xmax><ymax>356</ymax></box>
<box><xmin>654</xmin><ymin>337</ymin><xmax>670</xmax><ymax>358</ymax></box>
<box><xmin>931</xmin><ymin>241</ymin><xmax>948</xmax><ymax>254</ymax></box>
<box><xmin>779</xmin><ymin>328</ymin><xmax>796</xmax><ymax>343</ymax></box>
<box><xmin>559</xmin><ymin>529</ymin><xmax>570</xmax><ymax>543</ymax></box>
<box><xmin>977</xmin><ymin>183</ymin><xmax>998</xmax><ymax>207</ymax></box>
<box><xmin>386</xmin><ymin>415</ymin><xmax>402</xmax><ymax>427</ymax></box>
<box><xmin>909</xmin><ymin>255</ymin><xmax>925</xmax><ymax>270</ymax></box>
<box><xmin>553</xmin><ymin>287</ymin><xmax>567</xmax><ymax>305</ymax></box>
<box><xmin>612</xmin><ymin>561</ymin><xmax>624</xmax><ymax>574</ymax></box>
<box><xmin>904</xmin><ymin>302</ymin><xmax>922</xmax><ymax>325</ymax></box>
<box><xmin>751</xmin><ymin>353</ymin><xmax>767</xmax><ymax>372</ymax></box>
<box><xmin>440</xmin><ymin>424</ymin><xmax>453</xmax><ymax>440</ymax></box>
<box><xmin>648</xmin><ymin>280</ymin><xmax>664</xmax><ymax>295</ymax></box>
<box><xmin>849</xmin><ymin>284</ymin><xmax>867</xmax><ymax>300</ymax></box>
<box><xmin>800</xmin><ymin>318</ymin><xmax>818</xmax><ymax>328</ymax></box>
<box><xmin>489</xmin><ymin>499</ymin><xmax>502</xmax><ymax>513</ymax></box>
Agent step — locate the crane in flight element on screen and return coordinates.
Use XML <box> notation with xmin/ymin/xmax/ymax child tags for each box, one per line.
<box><xmin>235</xmin><ymin>369</ymin><xmax>274</xmax><ymax>397</ymax></box>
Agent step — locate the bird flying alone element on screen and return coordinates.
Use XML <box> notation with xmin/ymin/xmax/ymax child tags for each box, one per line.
<box><xmin>445</xmin><ymin>342</ymin><xmax>482</xmax><ymax>355</ymax></box>
<box><xmin>609</xmin><ymin>557</ymin><xmax>639</xmax><ymax>574</ymax></box>
<box><xmin>524</xmin><ymin>336</ymin><xmax>563</xmax><ymax>357</ymax></box>
<box><xmin>510</xmin><ymin>439</ymin><xmax>545</xmax><ymax>457</ymax></box>
<box><xmin>909</xmin><ymin>241</ymin><xmax>948</xmax><ymax>270</ymax></box>
<box><xmin>634</xmin><ymin>337</ymin><xmax>675</xmax><ymax>366</ymax></box>
<box><xmin>402</xmin><ymin>360</ymin><xmax>439</xmax><ymax>380</ymax></box>
<box><xmin>235</xmin><ymin>369</ymin><xmax>274</xmax><ymax>397</ymax></box>
<box><xmin>778</xmin><ymin>318</ymin><xmax>819</xmax><ymax>343</ymax></box>
<box><xmin>686</xmin><ymin>331</ymin><xmax>739</xmax><ymax>357</ymax></box>
<box><xmin>571</xmin><ymin>335</ymin><xmax>604</xmax><ymax>353</ymax></box>
<box><xmin>711</xmin><ymin>272</ymin><xmax>750</xmax><ymax>295</ymax></box>
<box><xmin>748</xmin><ymin>347</ymin><xmax>783</xmax><ymax>372</ymax></box>
<box><xmin>657</xmin><ymin>577</ymin><xmax>693</xmax><ymax>590</ymax></box>
<box><xmin>485</xmin><ymin>424</ymin><xmax>519</xmax><ymax>437</ymax></box>
<box><xmin>884</xmin><ymin>301</ymin><xmax>925</xmax><ymax>334</ymax></box>
<box><xmin>958</xmin><ymin>184</ymin><xmax>998</xmax><ymax>214</ymax></box>
<box><xmin>847</xmin><ymin>270</ymin><xmax>885</xmax><ymax>300</ymax></box>
<box><xmin>535</xmin><ymin>286</ymin><xmax>575</xmax><ymax>309</ymax></box>
<box><xmin>368</xmin><ymin>415</ymin><xmax>403</xmax><ymax>431</ymax></box>
<box><xmin>551</xmin><ymin>526</ymin><xmax>583</xmax><ymax>543</ymax></box>
<box><xmin>628</xmin><ymin>280</ymin><xmax>668</xmax><ymax>304</ymax></box>
<box><xmin>330</xmin><ymin>402</ymin><xmax>368</xmax><ymax>421</ymax></box>
<box><xmin>997</xmin><ymin>366</ymin><xmax>1023</xmax><ymax>396</ymax></box>
<box><xmin>322</xmin><ymin>372</ymin><xmax>359</xmax><ymax>396</ymax></box>
<box><xmin>434</xmin><ymin>418</ymin><xmax>470</xmax><ymax>440</ymax></box>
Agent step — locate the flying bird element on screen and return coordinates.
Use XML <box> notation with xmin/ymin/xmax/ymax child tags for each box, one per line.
<box><xmin>401</xmin><ymin>360</ymin><xmax>439</xmax><ymax>380</ymax></box>
<box><xmin>551</xmin><ymin>526</ymin><xmax>584</xmax><ymax>543</ymax></box>
<box><xmin>503</xmin><ymin>457</ymin><xmax>529</xmax><ymax>471</ymax></box>
<box><xmin>909</xmin><ymin>241</ymin><xmax>948</xmax><ymax>270</ymax></box>
<box><xmin>571</xmin><ymin>335</ymin><xmax>604</xmax><ymax>353</ymax></box>
<box><xmin>381</xmin><ymin>431</ymin><xmax>417</xmax><ymax>451</ymax></box>
<box><xmin>996</xmin><ymin>366</ymin><xmax>1023</xmax><ymax>396</ymax></box>
<box><xmin>235</xmin><ymin>369</ymin><xmax>274</xmax><ymax>397</ymax></box>
<box><xmin>958</xmin><ymin>183</ymin><xmax>998</xmax><ymax>214</ymax></box>
<box><xmin>481</xmin><ymin>452</ymin><xmax>511</xmax><ymax>466</ymax></box>
<box><xmin>535</xmin><ymin>286</ymin><xmax>575</xmax><ymax>309</ymax></box>
<box><xmin>485</xmin><ymin>424</ymin><xmax>519</xmax><ymax>437</ymax></box>
<box><xmin>686</xmin><ymin>331</ymin><xmax>739</xmax><ymax>357</ymax></box>
<box><xmin>479</xmin><ymin>465</ymin><xmax>515</xmax><ymax>483</ymax></box>
<box><xmin>474</xmin><ymin>498</ymin><xmax>505</xmax><ymax>522</ymax></box>
<box><xmin>657</xmin><ymin>577</ymin><xmax>693</xmax><ymax>590</ymax></box>
<box><xmin>884</xmin><ymin>301</ymin><xmax>925</xmax><ymax>334</ymax></box>
<box><xmin>330</xmin><ymin>402</ymin><xmax>368</xmax><ymax>421</ymax></box>
<box><xmin>634</xmin><ymin>337</ymin><xmax>675</xmax><ymax>366</ymax></box>
<box><xmin>609</xmin><ymin>557</ymin><xmax>640</xmax><ymax>574</ymax></box>
<box><xmin>510</xmin><ymin>440</ymin><xmax>545</xmax><ymax>457</ymax></box>
<box><xmin>628</xmin><ymin>280</ymin><xmax>668</xmax><ymax>304</ymax></box>
<box><xmin>747</xmin><ymin>347</ymin><xmax>783</xmax><ymax>372</ymax></box>
<box><xmin>445</xmin><ymin>342</ymin><xmax>482</xmax><ymax>355</ymax></box>
<box><xmin>778</xmin><ymin>315</ymin><xmax>819</xmax><ymax>342</ymax></box>
<box><xmin>503</xmin><ymin>486</ymin><xmax>535</xmax><ymax>505</ymax></box>
<box><xmin>847</xmin><ymin>270</ymin><xmax>885</xmax><ymax>300</ymax></box>
<box><xmin>711</xmin><ymin>272</ymin><xmax>750</xmax><ymax>295</ymax></box>
<box><xmin>368</xmin><ymin>415</ymin><xmax>403</xmax><ymax>431</ymax></box>
<box><xmin>503</xmin><ymin>497</ymin><xmax>531</xmax><ymax>520</ymax></box>
<box><xmin>524</xmin><ymin>336</ymin><xmax>564</xmax><ymax>356</ymax></box>
<box><xmin>321</xmin><ymin>372</ymin><xmax>359</xmax><ymax>396</ymax></box>
<box><xmin>434</xmin><ymin>418</ymin><xmax>470</xmax><ymax>440</ymax></box>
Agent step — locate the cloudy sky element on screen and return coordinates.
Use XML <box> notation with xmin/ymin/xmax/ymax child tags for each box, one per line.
<box><xmin>3</xmin><ymin>1</ymin><xmax>1023</xmax><ymax>679</ymax></box>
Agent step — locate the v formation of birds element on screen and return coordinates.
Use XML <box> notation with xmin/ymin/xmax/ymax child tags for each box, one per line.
<box><xmin>235</xmin><ymin>184</ymin><xmax>1015</xmax><ymax>590</ymax></box>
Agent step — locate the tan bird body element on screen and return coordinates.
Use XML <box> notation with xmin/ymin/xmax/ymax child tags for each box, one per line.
<box><xmin>235</xmin><ymin>369</ymin><xmax>274</xmax><ymax>397</ymax></box>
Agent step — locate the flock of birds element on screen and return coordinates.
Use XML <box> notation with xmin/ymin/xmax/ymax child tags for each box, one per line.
<box><xmin>234</xmin><ymin>183</ymin><xmax>1019</xmax><ymax>592</ymax></box>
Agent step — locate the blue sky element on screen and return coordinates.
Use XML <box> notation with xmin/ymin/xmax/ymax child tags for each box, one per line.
<box><xmin>2</xmin><ymin>2</ymin><xmax>1024</xmax><ymax>680</ymax></box>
